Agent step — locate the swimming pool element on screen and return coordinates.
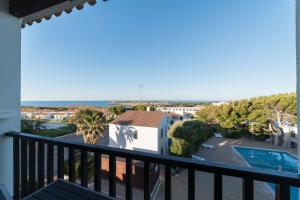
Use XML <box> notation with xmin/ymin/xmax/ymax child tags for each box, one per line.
<box><xmin>234</xmin><ymin>146</ymin><xmax>298</xmax><ymax>200</ymax></box>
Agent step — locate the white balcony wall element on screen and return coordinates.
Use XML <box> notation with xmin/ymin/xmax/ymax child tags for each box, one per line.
<box><xmin>0</xmin><ymin>0</ymin><xmax>21</xmax><ymax>194</ymax></box>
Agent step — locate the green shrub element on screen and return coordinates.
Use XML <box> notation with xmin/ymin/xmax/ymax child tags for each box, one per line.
<box><xmin>168</xmin><ymin>120</ymin><xmax>213</xmax><ymax>157</ymax></box>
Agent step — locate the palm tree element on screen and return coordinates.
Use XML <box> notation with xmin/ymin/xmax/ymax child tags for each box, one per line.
<box><xmin>70</xmin><ymin>108</ymin><xmax>106</xmax><ymax>145</ymax></box>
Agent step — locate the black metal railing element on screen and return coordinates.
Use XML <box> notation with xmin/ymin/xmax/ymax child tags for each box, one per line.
<box><xmin>6</xmin><ymin>131</ymin><xmax>300</xmax><ymax>200</ymax></box>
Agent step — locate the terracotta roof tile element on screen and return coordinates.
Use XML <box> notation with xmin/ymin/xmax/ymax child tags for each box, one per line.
<box><xmin>111</xmin><ymin>111</ymin><xmax>166</xmax><ymax>128</ymax></box>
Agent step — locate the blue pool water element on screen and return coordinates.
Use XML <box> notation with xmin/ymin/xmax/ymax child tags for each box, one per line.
<box><xmin>234</xmin><ymin>146</ymin><xmax>298</xmax><ymax>200</ymax></box>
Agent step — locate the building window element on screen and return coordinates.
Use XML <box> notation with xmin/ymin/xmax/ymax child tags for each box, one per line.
<box><xmin>134</xmin><ymin>131</ymin><xmax>138</xmax><ymax>139</ymax></box>
<box><xmin>161</xmin><ymin>128</ymin><xmax>163</xmax><ymax>138</ymax></box>
<box><xmin>291</xmin><ymin>131</ymin><xmax>296</xmax><ymax>138</ymax></box>
<box><xmin>161</xmin><ymin>147</ymin><xmax>163</xmax><ymax>154</ymax></box>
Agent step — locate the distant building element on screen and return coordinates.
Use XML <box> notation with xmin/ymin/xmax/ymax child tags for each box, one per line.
<box><xmin>52</xmin><ymin>113</ymin><xmax>69</xmax><ymax>120</ymax></box>
<box><xmin>167</xmin><ymin>112</ymin><xmax>182</xmax><ymax>125</ymax></box>
<box><xmin>52</xmin><ymin>111</ymin><xmax>74</xmax><ymax>120</ymax></box>
<box><xmin>157</xmin><ymin>106</ymin><xmax>203</xmax><ymax>118</ymax></box>
<box><xmin>34</xmin><ymin>112</ymin><xmax>52</xmax><ymax>120</ymax></box>
<box><xmin>282</xmin><ymin>123</ymin><xmax>298</xmax><ymax>148</ymax></box>
<box><xmin>270</xmin><ymin>121</ymin><xmax>298</xmax><ymax>148</ymax></box>
<box><xmin>21</xmin><ymin>110</ymin><xmax>75</xmax><ymax>120</ymax></box>
<box><xmin>212</xmin><ymin>101</ymin><xmax>230</xmax><ymax>106</ymax></box>
<box><xmin>109</xmin><ymin>111</ymin><xmax>169</xmax><ymax>155</ymax></box>
<box><xmin>21</xmin><ymin>111</ymin><xmax>36</xmax><ymax>119</ymax></box>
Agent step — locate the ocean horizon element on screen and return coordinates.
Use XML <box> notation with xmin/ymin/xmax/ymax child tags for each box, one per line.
<box><xmin>21</xmin><ymin>100</ymin><xmax>213</xmax><ymax>107</ymax></box>
<box><xmin>21</xmin><ymin>101</ymin><xmax>113</xmax><ymax>107</ymax></box>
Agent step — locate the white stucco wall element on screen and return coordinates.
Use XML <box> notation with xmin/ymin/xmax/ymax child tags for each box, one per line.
<box><xmin>109</xmin><ymin>124</ymin><xmax>159</xmax><ymax>153</ymax></box>
<box><xmin>0</xmin><ymin>0</ymin><xmax>21</xmax><ymax>194</ymax></box>
<box><xmin>157</xmin><ymin>115</ymin><xmax>169</xmax><ymax>155</ymax></box>
<box><xmin>109</xmin><ymin>116</ymin><xmax>169</xmax><ymax>154</ymax></box>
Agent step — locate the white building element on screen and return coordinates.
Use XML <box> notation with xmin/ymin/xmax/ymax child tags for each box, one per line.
<box><xmin>282</xmin><ymin>123</ymin><xmax>298</xmax><ymax>148</ymax></box>
<box><xmin>52</xmin><ymin>112</ymin><xmax>69</xmax><ymax>120</ymax></box>
<box><xmin>157</xmin><ymin>106</ymin><xmax>203</xmax><ymax>118</ymax></box>
<box><xmin>109</xmin><ymin>111</ymin><xmax>169</xmax><ymax>155</ymax></box>
<box><xmin>212</xmin><ymin>101</ymin><xmax>230</xmax><ymax>106</ymax></box>
<box><xmin>167</xmin><ymin>112</ymin><xmax>182</xmax><ymax>125</ymax></box>
<box><xmin>34</xmin><ymin>112</ymin><xmax>52</xmax><ymax>120</ymax></box>
<box><xmin>21</xmin><ymin>111</ymin><xmax>36</xmax><ymax>119</ymax></box>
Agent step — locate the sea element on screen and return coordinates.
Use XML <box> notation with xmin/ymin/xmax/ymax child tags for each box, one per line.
<box><xmin>21</xmin><ymin>100</ymin><xmax>209</xmax><ymax>107</ymax></box>
<box><xmin>21</xmin><ymin>101</ymin><xmax>114</xmax><ymax>107</ymax></box>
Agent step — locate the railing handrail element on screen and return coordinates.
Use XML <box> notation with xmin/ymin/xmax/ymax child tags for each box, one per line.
<box><xmin>6</xmin><ymin>131</ymin><xmax>300</xmax><ymax>187</ymax></box>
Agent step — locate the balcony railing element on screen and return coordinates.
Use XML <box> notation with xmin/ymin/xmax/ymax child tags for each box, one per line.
<box><xmin>6</xmin><ymin>131</ymin><xmax>300</xmax><ymax>200</ymax></box>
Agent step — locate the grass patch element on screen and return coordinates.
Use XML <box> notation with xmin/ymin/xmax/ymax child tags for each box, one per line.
<box><xmin>36</xmin><ymin>124</ymin><xmax>77</xmax><ymax>138</ymax></box>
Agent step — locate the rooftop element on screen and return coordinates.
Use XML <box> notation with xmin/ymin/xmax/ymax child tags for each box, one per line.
<box><xmin>111</xmin><ymin>111</ymin><xmax>166</xmax><ymax>128</ymax></box>
<box><xmin>167</xmin><ymin>112</ymin><xmax>182</xmax><ymax>118</ymax></box>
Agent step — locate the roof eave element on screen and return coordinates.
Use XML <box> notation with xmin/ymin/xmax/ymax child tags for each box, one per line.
<box><xmin>9</xmin><ymin>0</ymin><xmax>106</xmax><ymax>28</ymax></box>
<box><xmin>10</xmin><ymin>0</ymin><xmax>69</xmax><ymax>18</ymax></box>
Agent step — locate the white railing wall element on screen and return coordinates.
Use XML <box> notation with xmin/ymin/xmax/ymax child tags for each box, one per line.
<box><xmin>0</xmin><ymin>0</ymin><xmax>21</xmax><ymax>194</ymax></box>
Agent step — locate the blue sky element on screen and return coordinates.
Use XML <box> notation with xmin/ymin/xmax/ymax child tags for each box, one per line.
<box><xmin>21</xmin><ymin>0</ymin><xmax>296</xmax><ymax>101</ymax></box>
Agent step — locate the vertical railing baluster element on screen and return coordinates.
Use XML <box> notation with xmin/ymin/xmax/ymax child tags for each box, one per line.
<box><xmin>20</xmin><ymin>139</ymin><xmax>28</xmax><ymax>198</ymax></box>
<box><xmin>144</xmin><ymin>161</ymin><xmax>151</xmax><ymax>200</ymax></box>
<box><xmin>94</xmin><ymin>152</ymin><xmax>101</xmax><ymax>192</ymax></box>
<box><xmin>38</xmin><ymin>142</ymin><xmax>45</xmax><ymax>189</ymax></box>
<box><xmin>126</xmin><ymin>159</ymin><xmax>132</xmax><ymax>200</ymax></box>
<box><xmin>188</xmin><ymin>169</ymin><xmax>195</xmax><ymax>200</ymax></box>
<box><xmin>68</xmin><ymin>148</ymin><xmax>75</xmax><ymax>183</ymax></box>
<box><xmin>13</xmin><ymin>138</ymin><xmax>20</xmax><ymax>200</ymax></box>
<box><xmin>214</xmin><ymin>173</ymin><xmax>222</xmax><ymax>200</ymax></box>
<box><xmin>47</xmin><ymin>143</ymin><xmax>54</xmax><ymax>184</ymax></box>
<box><xmin>165</xmin><ymin>165</ymin><xmax>171</xmax><ymax>200</ymax></box>
<box><xmin>81</xmin><ymin>150</ymin><xmax>88</xmax><ymax>187</ymax></box>
<box><xmin>57</xmin><ymin>145</ymin><xmax>64</xmax><ymax>179</ymax></box>
<box><xmin>242</xmin><ymin>178</ymin><xmax>253</xmax><ymax>200</ymax></box>
<box><xmin>109</xmin><ymin>155</ymin><xmax>116</xmax><ymax>197</ymax></box>
<box><xmin>28</xmin><ymin>140</ymin><xmax>36</xmax><ymax>193</ymax></box>
<box><xmin>275</xmin><ymin>184</ymin><xmax>290</xmax><ymax>200</ymax></box>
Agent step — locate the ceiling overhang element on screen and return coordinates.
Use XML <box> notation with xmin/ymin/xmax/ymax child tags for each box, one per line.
<box><xmin>10</xmin><ymin>0</ymin><xmax>107</xmax><ymax>28</ymax></box>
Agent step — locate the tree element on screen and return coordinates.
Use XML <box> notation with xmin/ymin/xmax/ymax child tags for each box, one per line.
<box><xmin>70</xmin><ymin>108</ymin><xmax>106</xmax><ymax>144</ymax></box>
<box><xmin>109</xmin><ymin>106</ymin><xmax>126</xmax><ymax>116</ymax></box>
<box><xmin>196</xmin><ymin>105</ymin><xmax>219</xmax><ymax>124</ymax></box>
<box><xmin>132</xmin><ymin>104</ymin><xmax>147</xmax><ymax>111</ymax></box>
<box><xmin>257</xmin><ymin>93</ymin><xmax>297</xmax><ymax>144</ymax></box>
<box><xmin>21</xmin><ymin>119</ymin><xmax>46</xmax><ymax>134</ymax></box>
<box><xmin>264</xmin><ymin>93</ymin><xmax>296</xmax><ymax>125</ymax></box>
<box><xmin>195</xmin><ymin>93</ymin><xmax>297</xmax><ymax>141</ymax></box>
<box><xmin>169</xmin><ymin>120</ymin><xmax>212</xmax><ymax>157</ymax></box>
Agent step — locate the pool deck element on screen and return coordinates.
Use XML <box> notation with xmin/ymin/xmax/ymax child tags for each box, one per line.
<box><xmin>193</xmin><ymin>137</ymin><xmax>297</xmax><ymax>200</ymax></box>
<box><xmin>153</xmin><ymin>137</ymin><xmax>297</xmax><ymax>200</ymax></box>
<box><xmin>196</xmin><ymin>137</ymin><xmax>297</xmax><ymax>165</ymax></box>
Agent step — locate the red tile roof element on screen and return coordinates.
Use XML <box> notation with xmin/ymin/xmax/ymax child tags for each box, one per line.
<box><xmin>111</xmin><ymin>111</ymin><xmax>166</xmax><ymax>128</ymax></box>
